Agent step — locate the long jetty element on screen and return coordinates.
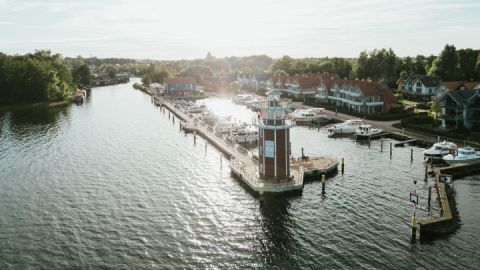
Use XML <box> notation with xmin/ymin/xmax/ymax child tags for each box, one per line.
<box><xmin>154</xmin><ymin>96</ymin><xmax>340</xmax><ymax>194</ymax></box>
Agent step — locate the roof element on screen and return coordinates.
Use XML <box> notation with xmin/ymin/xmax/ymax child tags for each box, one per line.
<box><xmin>165</xmin><ymin>77</ymin><xmax>196</xmax><ymax>84</ymax></box>
<box><xmin>440</xmin><ymin>81</ymin><xmax>480</xmax><ymax>91</ymax></box>
<box><xmin>401</xmin><ymin>74</ymin><xmax>441</xmax><ymax>87</ymax></box>
<box><xmin>439</xmin><ymin>89</ymin><xmax>478</xmax><ymax>105</ymax></box>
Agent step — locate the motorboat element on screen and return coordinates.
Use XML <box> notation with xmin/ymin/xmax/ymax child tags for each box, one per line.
<box><xmin>355</xmin><ymin>124</ymin><xmax>383</xmax><ymax>139</ymax></box>
<box><xmin>214</xmin><ymin>121</ymin><xmax>238</xmax><ymax>134</ymax></box>
<box><xmin>232</xmin><ymin>94</ymin><xmax>255</xmax><ymax>104</ymax></box>
<box><xmin>423</xmin><ymin>141</ymin><xmax>457</xmax><ymax>159</ymax></box>
<box><xmin>186</xmin><ymin>104</ymin><xmax>207</xmax><ymax>113</ymax></box>
<box><xmin>227</xmin><ymin>126</ymin><xmax>259</xmax><ymax>144</ymax></box>
<box><xmin>442</xmin><ymin>147</ymin><xmax>480</xmax><ymax>164</ymax></box>
<box><xmin>327</xmin><ymin>119</ymin><xmax>363</xmax><ymax>134</ymax></box>
<box><xmin>288</xmin><ymin>108</ymin><xmax>330</xmax><ymax>123</ymax></box>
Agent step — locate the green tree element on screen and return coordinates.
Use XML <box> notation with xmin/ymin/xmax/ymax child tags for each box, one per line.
<box><xmin>458</xmin><ymin>48</ymin><xmax>479</xmax><ymax>81</ymax></box>
<box><xmin>273</xmin><ymin>69</ymin><xmax>288</xmax><ymax>76</ymax></box>
<box><xmin>72</xmin><ymin>64</ymin><xmax>92</xmax><ymax>87</ymax></box>
<box><xmin>476</xmin><ymin>54</ymin><xmax>480</xmax><ymax>80</ymax></box>
<box><xmin>428</xmin><ymin>44</ymin><xmax>462</xmax><ymax>80</ymax></box>
<box><xmin>271</xmin><ymin>55</ymin><xmax>294</xmax><ymax>75</ymax></box>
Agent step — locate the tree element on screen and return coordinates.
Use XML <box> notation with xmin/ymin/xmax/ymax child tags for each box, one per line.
<box><xmin>353</xmin><ymin>48</ymin><xmax>398</xmax><ymax>86</ymax></box>
<box><xmin>428</xmin><ymin>44</ymin><xmax>462</xmax><ymax>81</ymax></box>
<box><xmin>230</xmin><ymin>81</ymin><xmax>240</xmax><ymax>92</ymax></box>
<box><xmin>458</xmin><ymin>48</ymin><xmax>479</xmax><ymax>81</ymax></box>
<box><xmin>106</xmin><ymin>65</ymin><xmax>117</xmax><ymax>78</ymax></box>
<box><xmin>271</xmin><ymin>55</ymin><xmax>294</xmax><ymax>75</ymax></box>
<box><xmin>476</xmin><ymin>54</ymin><xmax>480</xmax><ymax>80</ymax></box>
<box><xmin>273</xmin><ymin>69</ymin><xmax>288</xmax><ymax>76</ymax></box>
<box><xmin>72</xmin><ymin>64</ymin><xmax>92</xmax><ymax>87</ymax></box>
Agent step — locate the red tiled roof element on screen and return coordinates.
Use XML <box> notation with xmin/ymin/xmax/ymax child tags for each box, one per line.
<box><xmin>165</xmin><ymin>77</ymin><xmax>196</xmax><ymax>84</ymax></box>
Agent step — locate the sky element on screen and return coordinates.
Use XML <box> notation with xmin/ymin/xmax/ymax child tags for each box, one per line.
<box><xmin>1</xmin><ymin>0</ymin><xmax>480</xmax><ymax>60</ymax></box>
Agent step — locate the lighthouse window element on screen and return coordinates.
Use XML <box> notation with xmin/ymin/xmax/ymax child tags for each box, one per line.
<box><xmin>264</xmin><ymin>140</ymin><xmax>275</xmax><ymax>158</ymax></box>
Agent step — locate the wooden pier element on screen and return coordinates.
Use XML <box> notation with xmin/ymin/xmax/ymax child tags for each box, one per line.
<box><xmin>155</xmin><ymin>96</ymin><xmax>338</xmax><ymax>194</ymax></box>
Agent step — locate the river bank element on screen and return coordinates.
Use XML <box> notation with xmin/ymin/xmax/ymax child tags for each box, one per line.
<box><xmin>0</xmin><ymin>100</ymin><xmax>72</xmax><ymax>112</ymax></box>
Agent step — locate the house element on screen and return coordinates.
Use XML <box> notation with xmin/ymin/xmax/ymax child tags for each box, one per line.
<box><xmin>396</xmin><ymin>74</ymin><xmax>441</xmax><ymax>100</ymax></box>
<box><xmin>436</xmin><ymin>89</ymin><xmax>480</xmax><ymax>130</ymax></box>
<box><xmin>316</xmin><ymin>79</ymin><xmax>397</xmax><ymax>114</ymax></box>
<box><xmin>267</xmin><ymin>73</ymin><xmax>338</xmax><ymax>99</ymax></box>
<box><xmin>165</xmin><ymin>77</ymin><xmax>196</xmax><ymax>97</ymax></box>
<box><xmin>203</xmin><ymin>76</ymin><xmax>229</xmax><ymax>92</ymax></box>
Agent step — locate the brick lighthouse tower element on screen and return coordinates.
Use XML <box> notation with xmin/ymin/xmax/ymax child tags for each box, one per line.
<box><xmin>257</xmin><ymin>90</ymin><xmax>294</xmax><ymax>181</ymax></box>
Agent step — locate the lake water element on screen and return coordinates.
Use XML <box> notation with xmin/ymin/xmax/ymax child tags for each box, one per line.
<box><xmin>1</xmin><ymin>79</ymin><xmax>479</xmax><ymax>269</ymax></box>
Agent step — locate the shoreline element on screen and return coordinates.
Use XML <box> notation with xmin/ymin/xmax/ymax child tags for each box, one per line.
<box><xmin>0</xmin><ymin>100</ymin><xmax>71</xmax><ymax>112</ymax></box>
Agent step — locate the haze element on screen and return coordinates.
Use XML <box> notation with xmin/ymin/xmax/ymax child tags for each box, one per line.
<box><xmin>1</xmin><ymin>0</ymin><xmax>479</xmax><ymax>59</ymax></box>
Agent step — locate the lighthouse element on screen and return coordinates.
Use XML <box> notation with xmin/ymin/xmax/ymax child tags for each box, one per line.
<box><xmin>257</xmin><ymin>90</ymin><xmax>294</xmax><ymax>181</ymax></box>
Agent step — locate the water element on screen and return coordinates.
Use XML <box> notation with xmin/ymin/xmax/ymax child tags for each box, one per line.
<box><xmin>1</xmin><ymin>79</ymin><xmax>479</xmax><ymax>269</ymax></box>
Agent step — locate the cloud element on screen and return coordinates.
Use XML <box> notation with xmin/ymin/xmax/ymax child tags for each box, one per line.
<box><xmin>0</xmin><ymin>0</ymin><xmax>479</xmax><ymax>59</ymax></box>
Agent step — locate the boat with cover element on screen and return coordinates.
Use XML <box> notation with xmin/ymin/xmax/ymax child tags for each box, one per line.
<box><xmin>423</xmin><ymin>141</ymin><xmax>457</xmax><ymax>159</ymax></box>
<box><xmin>327</xmin><ymin>119</ymin><xmax>363</xmax><ymax>134</ymax></box>
<box><xmin>355</xmin><ymin>124</ymin><xmax>383</xmax><ymax>139</ymax></box>
<box><xmin>442</xmin><ymin>147</ymin><xmax>480</xmax><ymax>164</ymax></box>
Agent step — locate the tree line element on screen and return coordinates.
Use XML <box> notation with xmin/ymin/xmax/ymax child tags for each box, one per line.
<box><xmin>0</xmin><ymin>50</ymin><xmax>79</xmax><ymax>105</ymax></box>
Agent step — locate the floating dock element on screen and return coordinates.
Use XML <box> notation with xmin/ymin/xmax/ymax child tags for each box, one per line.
<box><xmin>155</xmin><ymin>96</ymin><xmax>338</xmax><ymax>194</ymax></box>
<box><xmin>419</xmin><ymin>171</ymin><xmax>458</xmax><ymax>235</ymax></box>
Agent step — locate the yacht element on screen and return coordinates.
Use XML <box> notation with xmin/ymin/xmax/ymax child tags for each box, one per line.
<box><xmin>355</xmin><ymin>124</ymin><xmax>383</xmax><ymax>139</ymax></box>
<box><xmin>423</xmin><ymin>141</ymin><xmax>458</xmax><ymax>159</ymax></box>
<box><xmin>186</xmin><ymin>104</ymin><xmax>206</xmax><ymax>113</ymax></box>
<box><xmin>288</xmin><ymin>108</ymin><xmax>330</xmax><ymax>123</ymax></box>
<box><xmin>227</xmin><ymin>126</ymin><xmax>259</xmax><ymax>144</ymax></box>
<box><xmin>214</xmin><ymin>121</ymin><xmax>238</xmax><ymax>134</ymax></box>
<box><xmin>232</xmin><ymin>94</ymin><xmax>255</xmax><ymax>104</ymax></box>
<box><xmin>327</xmin><ymin>119</ymin><xmax>363</xmax><ymax>135</ymax></box>
<box><xmin>442</xmin><ymin>147</ymin><xmax>480</xmax><ymax>164</ymax></box>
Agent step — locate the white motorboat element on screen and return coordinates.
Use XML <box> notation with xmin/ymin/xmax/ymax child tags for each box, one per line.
<box><xmin>214</xmin><ymin>121</ymin><xmax>238</xmax><ymax>134</ymax></box>
<box><xmin>288</xmin><ymin>108</ymin><xmax>329</xmax><ymax>123</ymax></box>
<box><xmin>228</xmin><ymin>126</ymin><xmax>259</xmax><ymax>144</ymax></box>
<box><xmin>355</xmin><ymin>124</ymin><xmax>383</xmax><ymax>139</ymax></box>
<box><xmin>327</xmin><ymin>119</ymin><xmax>363</xmax><ymax>134</ymax></box>
<box><xmin>423</xmin><ymin>141</ymin><xmax>457</xmax><ymax>159</ymax></box>
<box><xmin>186</xmin><ymin>104</ymin><xmax>206</xmax><ymax>113</ymax></box>
<box><xmin>442</xmin><ymin>147</ymin><xmax>480</xmax><ymax>164</ymax></box>
<box><xmin>232</xmin><ymin>94</ymin><xmax>255</xmax><ymax>104</ymax></box>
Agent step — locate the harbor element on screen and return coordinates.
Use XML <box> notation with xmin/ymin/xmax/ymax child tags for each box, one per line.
<box><xmin>2</xmin><ymin>80</ymin><xmax>480</xmax><ymax>268</ymax></box>
<box><xmin>154</xmin><ymin>93</ymin><xmax>339</xmax><ymax>194</ymax></box>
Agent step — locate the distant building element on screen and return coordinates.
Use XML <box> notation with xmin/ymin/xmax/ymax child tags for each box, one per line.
<box><xmin>267</xmin><ymin>73</ymin><xmax>338</xmax><ymax>99</ymax></box>
<box><xmin>165</xmin><ymin>77</ymin><xmax>196</xmax><ymax>97</ymax></box>
<box><xmin>396</xmin><ymin>74</ymin><xmax>441</xmax><ymax>100</ymax></box>
<box><xmin>436</xmin><ymin>89</ymin><xmax>480</xmax><ymax>129</ymax></box>
<box><xmin>203</xmin><ymin>76</ymin><xmax>229</xmax><ymax>92</ymax></box>
<box><xmin>316</xmin><ymin>79</ymin><xmax>397</xmax><ymax>114</ymax></box>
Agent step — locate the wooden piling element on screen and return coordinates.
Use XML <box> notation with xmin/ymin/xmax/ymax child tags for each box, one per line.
<box><xmin>381</xmin><ymin>140</ymin><xmax>383</xmax><ymax>152</ymax></box>
<box><xmin>341</xmin><ymin>157</ymin><xmax>345</xmax><ymax>175</ymax></box>
<box><xmin>321</xmin><ymin>174</ymin><xmax>326</xmax><ymax>195</ymax></box>
<box><xmin>411</xmin><ymin>148</ymin><xmax>413</xmax><ymax>162</ymax></box>
<box><xmin>427</xmin><ymin>186</ymin><xmax>432</xmax><ymax>210</ymax></box>
<box><xmin>389</xmin><ymin>142</ymin><xmax>392</xmax><ymax>158</ymax></box>
<box><xmin>424</xmin><ymin>164</ymin><xmax>428</xmax><ymax>181</ymax></box>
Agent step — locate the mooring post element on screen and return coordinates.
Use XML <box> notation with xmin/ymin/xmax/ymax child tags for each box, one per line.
<box><xmin>411</xmin><ymin>148</ymin><xmax>413</xmax><ymax>162</ymax></box>
<box><xmin>341</xmin><ymin>157</ymin><xmax>345</xmax><ymax>175</ymax></box>
<box><xmin>301</xmin><ymin>147</ymin><xmax>304</xmax><ymax>159</ymax></box>
<box><xmin>381</xmin><ymin>140</ymin><xmax>383</xmax><ymax>152</ymax></box>
<box><xmin>427</xmin><ymin>186</ymin><xmax>432</xmax><ymax>210</ymax></box>
<box><xmin>411</xmin><ymin>209</ymin><xmax>417</xmax><ymax>239</ymax></box>
<box><xmin>424</xmin><ymin>164</ymin><xmax>428</xmax><ymax>181</ymax></box>
<box><xmin>390</xmin><ymin>142</ymin><xmax>392</xmax><ymax>158</ymax></box>
<box><xmin>321</xmin><ymin>174</ymin><xmax>326</xmax><ymax>195</ymax></box>
<box><xmin>193</xmin><ymin>131</ymin><xmax>196</xmax><ymax>144</ymax></box>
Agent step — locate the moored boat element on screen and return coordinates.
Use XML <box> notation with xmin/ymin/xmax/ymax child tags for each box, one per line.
<box><xmin>232</xmin><ymin>94</ymin><xmax>255</xmax><ymax>104</ymax></box>
<box><xmin>423</xmin><ymin>141</ymin><xmax>457</xmax><ymax>159</ymax></box>
<box><xmin>288</xmin><ymin>108</ymin><xmax>330</xmax><ymax>123</ymax></box>
<box><xmin>327</xmin><ymin>119</ymin><xmax>363</xmax><ymax>135</ymax></box>
<box><xmin>442</xmin><ymin>147</ymin><xmax>480</xmax><ymax>164</ymax></box>
<box><xmin>355</xmin><ymin>124</ymin><xmax>383</xmax><ymax>139</ymax></box>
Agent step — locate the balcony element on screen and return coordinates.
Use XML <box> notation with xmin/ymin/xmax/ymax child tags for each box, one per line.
<box><xmin>438</xmin><ymin>113</ymin><xmax>463</xmax><ymax>121</ymax></box>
